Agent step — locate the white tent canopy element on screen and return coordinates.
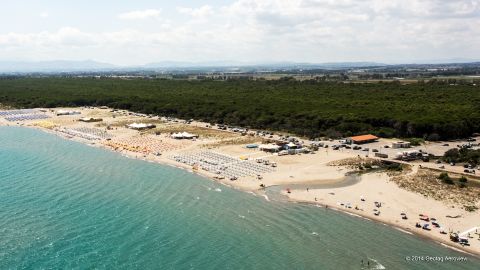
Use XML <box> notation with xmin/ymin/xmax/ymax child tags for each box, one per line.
<box><xmin>259</xmin><ymin>144</ymin><xmax>281</xmax><ymax>151</ymax></box>
<box><xmin>171</xmin><ymin>132</ymin><xmax>198</xmax><ymax>139</ymax></box>
<box><xmin>126</xmin><ymin>123</ymin><xmax>155</xmax><ymax>130</ymax></box>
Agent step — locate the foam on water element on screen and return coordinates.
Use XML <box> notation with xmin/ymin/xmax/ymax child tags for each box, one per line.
<box><xmin>0</xmin><ymin>126</ymin><xmax>479</xmax><ymax>269</ymax></box>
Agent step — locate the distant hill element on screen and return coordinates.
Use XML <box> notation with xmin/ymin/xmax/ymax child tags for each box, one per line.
<box><xmin>142</xmin><ymin>61</ymin><xmax>387</xmax><ymax>70</ymax></box>
<box><xmin>1</xmin><ymin>59</ymin><xmax>479</xmax><ymax>73</ymax></box>
<box><xmin>143</xmin><ymin>61</ymin><xmax>250</xmax><ymax>68</ymax></box>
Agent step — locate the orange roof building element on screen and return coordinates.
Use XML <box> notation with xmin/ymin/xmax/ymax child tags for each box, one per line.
<box><xmin>347</xmin><ymin>134</ymin><xmax>379</xmax><ymax>144</ymax></box>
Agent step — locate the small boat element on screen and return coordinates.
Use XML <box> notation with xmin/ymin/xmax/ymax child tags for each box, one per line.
<box><xmin>415</xmin><ymin>223</ymin><xmax>421</xmax><ymax>228</ymax></box>
<box><xmin>422</xmin><ymin>224</ymin><xmax>431</xmax><ymax>231</ymax></box>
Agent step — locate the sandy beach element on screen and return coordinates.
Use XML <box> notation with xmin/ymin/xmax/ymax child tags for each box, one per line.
<box><xmin>1</xmin><ymin>106</ymin><xmax>479</xmax><ymax>256</ymax></box>
<box><xmin>285</xmin><ymin>169</ymin><xmax>480</xmax><ymax>256</ymax></box>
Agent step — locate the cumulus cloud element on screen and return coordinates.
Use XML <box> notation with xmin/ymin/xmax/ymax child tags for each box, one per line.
<box><xmin>117</xmin><ymin>9</ymin><xmax>161</xmax><ymax>20</ymax></box>
<box><xmin>177</xmin><ymin>5</ymin><xmax>214</xmax><ymax>18</ymax></box>
<box><xmin>1</xmin><ymin>0</ymin><xmax>479</xmax><ymax>64</ymax></box>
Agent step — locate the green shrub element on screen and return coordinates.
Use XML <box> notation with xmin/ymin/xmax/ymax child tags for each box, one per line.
<box><xmin>406</xmin><ymin>138</ymin><xmax>424</xmax><ymax>146</ymax></box>
<box><xmin>464</xmin><ymin>205</ymin><xmax>478</xmax><ymax>212</ymax></box>
<box><xmin>459</xmin><ymin>176</ymin><xmax>468</xmax><ymax>183</ymax></box>
<box><xmin>385</xmin><ymin>163</ymin><xmax>403</xmax><ymax>171</ymax></box>
<box><xmin>438</xmin><ymin>172</ymin><xmax>454</xmax><ymax>184</ymax></box>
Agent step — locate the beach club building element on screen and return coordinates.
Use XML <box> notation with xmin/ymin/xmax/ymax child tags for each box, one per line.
<box><xmin>79</xmin><ymin>117</ymin><xmax>103</xmax><ymax>123</ymax></box>
<box><xmin>392</xmin><ymin>141</ymin><xmax>411</xmax><ymax>149</ymax></box>
<box><xmin>346</xmin><ymin>134</ymin><xmax>379</xmax><ymax>144</ymax></box>
<box><xmin>56</xmin><ymin>110</ymin><xmax>81</xmax><ymax>116</ymax></box>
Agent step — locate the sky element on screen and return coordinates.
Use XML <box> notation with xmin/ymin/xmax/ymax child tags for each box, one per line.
<box><xmin>0</xmin><ymin>0</ymin><xmax>479</xmax><ymax>65</ymax></box>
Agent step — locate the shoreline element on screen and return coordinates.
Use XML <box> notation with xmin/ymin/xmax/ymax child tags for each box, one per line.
<box><xmin>1</xmin><ymin>114</ymin><xmax>479</xmax><ymax>258</ymax></box>
<box><xmin>288</xmin><ymin>195</ymin><xmax>480</xmax><ymax>258</ymax></box>
<box><xmin>26</xmin><ymin>126</ymin><xmax>480</xmax><ymax>257</ymax></box>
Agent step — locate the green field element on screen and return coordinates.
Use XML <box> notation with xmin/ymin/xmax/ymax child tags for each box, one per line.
<box><xmin>0</xmin><ymin>77</ymin><xmax>479</xmax><ymax>139</ymax></box>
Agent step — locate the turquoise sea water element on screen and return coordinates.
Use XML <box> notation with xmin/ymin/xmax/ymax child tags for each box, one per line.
<box><xmin>1</xmin><ymin>126</ymin><xmax>479</xmax><ymax>270</ymax></box>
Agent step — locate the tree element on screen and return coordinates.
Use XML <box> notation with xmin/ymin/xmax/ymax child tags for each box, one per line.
<box><xmin>443</xmin><ymin>148</ymin><xmax>460</xmax><ymax>163</ymax></box>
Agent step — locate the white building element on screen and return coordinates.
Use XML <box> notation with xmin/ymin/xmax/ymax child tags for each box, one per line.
<box><xmin>56</xmin><ymin>110</ymin><xmax>81</xmax><ymax>116</ymax></box>
<box><xmin>392</xmin><ymin>141</ymin><xmax>411</xmax><ymax>149</ymax></box>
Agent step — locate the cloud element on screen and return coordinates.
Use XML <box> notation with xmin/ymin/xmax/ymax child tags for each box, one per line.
<box><xmin>0</xmin><ymin>0</ymin><xmax>479</xmax><ymax>64</ymax></box>
<box><xmin>0</xmin><ymin>27</ymin><xmax>96</xmax><ymax>48</ymax></box>
<box><xmin>40</xmin><ymin>12</ymin><xmax>49</xmax><ymax>18</ymax></box>
<box><xmin>177</xmin><ymin>5</ymin><xmax>214</xmax><ymax>18</ymax></box>
<box><xmin>117</xmin><ymin>9</ymin><xmax>161</xmax><ymax>20</ymax></box>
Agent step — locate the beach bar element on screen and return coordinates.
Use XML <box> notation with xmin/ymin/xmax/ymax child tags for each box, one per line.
<box><xmin>346</xmin><ymin>134</ymin><xmax>379</xmax><ymax>144</ymax></box>
<box><xmin>392</xmin><ymin>141</ymin><xmax>411</xmax><ymax>148</ymax></box>
<box><xmin>79</xmin><ymin>117</ymin><xmax>103</xmax><ymax>123</ymax></box>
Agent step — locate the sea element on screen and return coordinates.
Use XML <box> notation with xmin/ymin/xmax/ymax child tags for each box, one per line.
<box><xmin>1</xmin><ymin>126</ymin><xmax>479</xmax><ymax>269</ymax></box>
